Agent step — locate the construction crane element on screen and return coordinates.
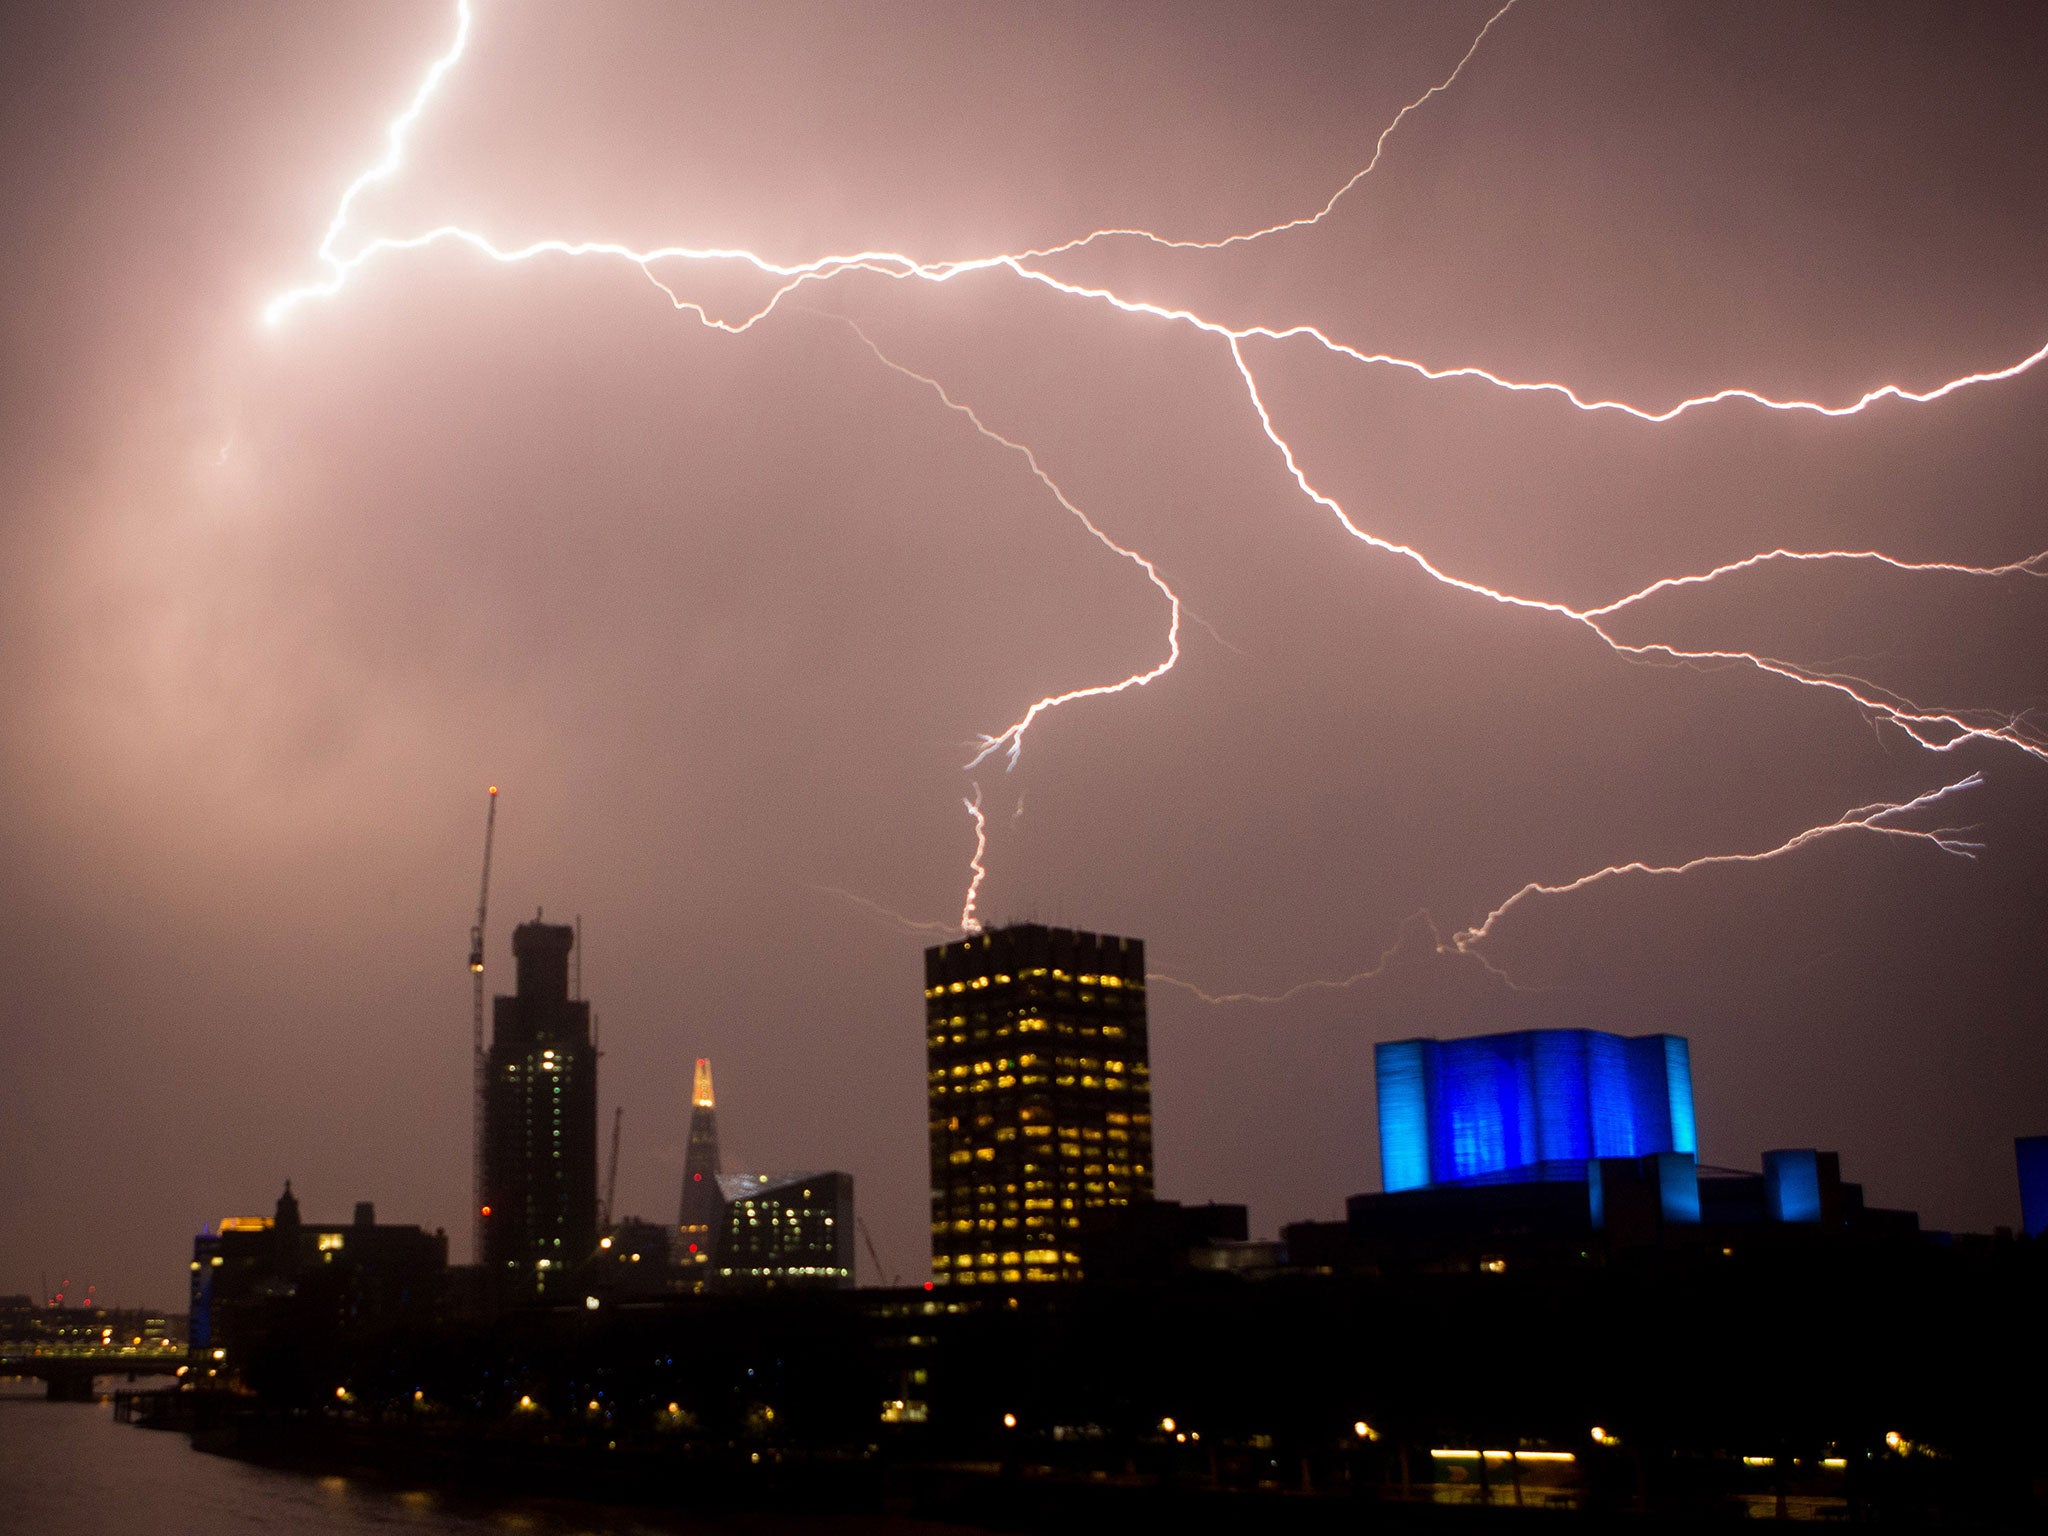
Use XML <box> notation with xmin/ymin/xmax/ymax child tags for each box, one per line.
<box><xmin>469</xmin><ymin>785</ymin><xmax>497</xmax><ymax>1264</ymax></box>
<box><xmin>857</xmin><ymin>1216</ymin><xmax>896</xmax><ymax>1288</ymax></box>
<box><xmin>600</xmin><ymin>1106</ymin><xmax>623</xmax><ymax>1232</ymax></box>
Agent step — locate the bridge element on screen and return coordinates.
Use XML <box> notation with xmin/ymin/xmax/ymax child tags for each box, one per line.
<box><xmin>0</xmin><ymin>1345</ymin><xmax>187</xmax><ymax>1401</ymax></box>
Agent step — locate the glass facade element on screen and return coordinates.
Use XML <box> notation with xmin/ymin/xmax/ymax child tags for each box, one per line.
<box><xmin>925</xmin><ymin>923</ymin><xmax>1152</xmax><ymax>1285</ymax></box>
<box><xmin>2020</xmin><ymin>1135</ymin><xmax>2048</xmax><ymax>1240</ymax></box>
<box><xmin>713</xmin><ymin>1171</ymin><xmax>854</xmax><ymax>1289</ymax></box>
<box><xmin>1377</xmin><ymin>1029</ymin><xmax>1697</xmax><ymax>1192</ymax></box>
<box><xmin>677</xmin><ymin>1057</ymin><xmax>723</xmax><ymax>1275</ymax></box>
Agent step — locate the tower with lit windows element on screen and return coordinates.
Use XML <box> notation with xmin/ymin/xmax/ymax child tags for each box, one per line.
<box><xmin>480</xmin><ymin>918</ymin><xmax>597</xmax><ymax>1289</ymax></box>
<box><xmin>676</xmin><ymin>1057</ymin><xmax>723</xmax><ymax>1273</ymax></box>
<box><xmin>924</xmin><ymin>923</ymin><xmax>1152</xmax><ymax>1285</ymax></box>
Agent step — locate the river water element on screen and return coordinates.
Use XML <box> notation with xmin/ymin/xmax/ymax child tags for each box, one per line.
<box><xmin>0</xmin><ymin>1384</ymin><xmax>964</xmax><ymax>1536</ymax></box>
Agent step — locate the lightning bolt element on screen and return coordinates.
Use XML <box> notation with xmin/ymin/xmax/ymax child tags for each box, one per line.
<box><xmin>1227</xmin><ymin>338</ymin><xmax>2048</xmax><ymax>763</ymax></box>
<box><xmin>958</xmin><ymin>786</ymin><xmax>988</xmax><ymax>936</ymax></box>
<box><xmin>1452</xmin><ymin>773</ymin><xmax>1985</xmax><ymax>953</ymax></box>
<box><xmin>264</xmin><ymin>1</ymin><xmax>2048</xmax><ymax>995</ymax></box>
<box><xmin>832</xmin><ymin>319</ymin><xmax>1183</xmax><ymax>775</ymax></box>
<box><xmin>262</xmin><ymin>0</ymin><xmax>475</xmax><ymax>330</ymax></box>
<box><xmin>1153</xmin><ymin>776</ymin><xmax>1987</xmax><ymax>1003</ymax></box>
<box><xmin>1148</xmin><ymin>912</ymin><xmax>1455</xmax><ymax>1006</ymax></box>
<box><xmin>808</xmin><ymin>885</ymin><xmax>960</xmax><ymax>938</ymax></box>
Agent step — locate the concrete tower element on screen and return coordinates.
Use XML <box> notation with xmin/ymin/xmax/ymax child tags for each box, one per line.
<box><xmin>480</xmin><ymin>918</ymin><xmax>597</xmax><ymax>1292</ymax></box>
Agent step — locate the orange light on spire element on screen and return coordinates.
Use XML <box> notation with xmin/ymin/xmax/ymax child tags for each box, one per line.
<box><xmin>692</xmin><ymin>1058</ymin><xmax>714</xmax><ymax>1109</ymax></box>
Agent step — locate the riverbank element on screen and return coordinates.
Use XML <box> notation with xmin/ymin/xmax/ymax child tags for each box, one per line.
<box><xmin>163</xmin><ymin>1402</ymin><xmax>1672</xmax><ymax>1535</ymax></box>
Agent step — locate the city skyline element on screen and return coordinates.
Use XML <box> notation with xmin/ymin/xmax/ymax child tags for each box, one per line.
<box><xmin>4</xmin><ymin>0</ymin><xmax>2046</xmax><ymax>1310</ymax></box>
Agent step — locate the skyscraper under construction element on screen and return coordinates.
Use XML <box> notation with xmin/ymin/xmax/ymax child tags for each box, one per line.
<box><xmin>677</xmin><ymin>1057</ymin><xmax>722</xmax><ymax>1274</ymax></box>
<box><xmin>481</xmin><ymin>918</ymin><xmax>597</xmax><ymax>1291</ymax></box>
<box><xmin>924</xmin><ymin>923</ymin><xmax>1152</xmax><ymax>1285</ymax></box>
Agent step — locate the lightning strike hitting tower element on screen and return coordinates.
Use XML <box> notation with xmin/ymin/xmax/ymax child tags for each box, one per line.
<box><xmin>677</xmin><ymin>1058</ymin><xmax>723</xmax><ymax>1273</ymax></box>
<box><xmin>925</xmin><ymin>923</ymin><xmax>1152</xmax><ymax>1285</ymax></box>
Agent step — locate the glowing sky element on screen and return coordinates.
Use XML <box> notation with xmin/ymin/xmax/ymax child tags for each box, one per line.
<box><xmin>3</xmin><ymin>0</ymin><xmax>2045</xmax><ymax>1306</ymax></box>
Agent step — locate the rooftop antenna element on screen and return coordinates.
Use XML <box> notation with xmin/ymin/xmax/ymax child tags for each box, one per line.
<box><xmin>573</xmin><ymin>914</ymin><xmax>582</xmax><ymax>1001</ymax></box>
<box><xmin>468</xmin><ymin>785</ymin><xmax>498</xmax><ymax>1265</ymax></box>
<box><xmin>600</xmin><ymin>1106</ymin><xmax>623</xmax><ymax>1231</ymax></box>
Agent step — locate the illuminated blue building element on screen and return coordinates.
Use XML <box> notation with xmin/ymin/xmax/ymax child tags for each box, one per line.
<box><xmin>2018</xmin><ymin>1136</ymin><xmax>2048</xmax><ymax>1239</ymax></box>
<box><xmin>1376</xmin><ymin>1029</ymin><xmax>1697</xmax><ymax>1193</ymax></box>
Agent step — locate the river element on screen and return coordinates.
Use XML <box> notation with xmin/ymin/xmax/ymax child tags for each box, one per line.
<box><xmin>0</xmin><ymin>1383</ymin><xmax>968</xmax><ymax>1536</ymax></box>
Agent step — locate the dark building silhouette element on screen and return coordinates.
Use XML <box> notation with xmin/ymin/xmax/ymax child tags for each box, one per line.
<box><xmin>713</xmin><ymin>1171</ymin><xmax>854</xmax><ymax>1290</ymax></box>
<box><xmin>481</xmin><ymin>918</ymin><xmax>596</xmax><ymax>1291</ymax></box>
<box><xmin>925</xmin><ymin>922</ymin><xmax>1152</xmax><ymax>1285</ymax></box>
<box><xmin>189</xmin><ymin>1182</ymin><xmax>445</xmax><ymax>1391</ymax></box>
<box><xmin>676</xmin><ymin>1057</ymin><xmax>722</xmax><ymax>1276</ymax></box>
<box><xmin>592</xmin><ymin>1216</ymin><xmax>676</xmax><ymax>1300</ymax></box>
<box><xmin>1075</xmin><ymin>1198</ymin><xmax>1256</xmax><ymax>1284</ymax></box>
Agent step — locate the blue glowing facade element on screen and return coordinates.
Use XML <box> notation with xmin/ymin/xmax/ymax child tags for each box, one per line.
<box><xmin>2018</xmin><ymin>1136</ymin><xmax>2048</xmax><ymax>1239</ymax></box>
<box><xmin>1377</xmin><ymin>1029</ymin><xmax>1697</xmax><ymax>1193</ymax></box>
<box><xmin>1764</xmin><ymin>1148</ymin><xmax>1829</xmax><ymax>1223</ymax></box>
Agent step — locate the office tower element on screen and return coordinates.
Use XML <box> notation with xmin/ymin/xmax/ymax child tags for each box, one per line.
<box><xmin>677</xmin><ymin>1057</ymin><xmax>723</xmax><ymax>1272</ymax></box>
<box><xmin>480</xmin><ymin>918</ymin><xmax>597</xmax><ymax>1288</ymax></box>
<box><xmin>924</xmin><ymin>922</ymin><xmax>1152</xmax><ymax>1286</ymax></box>
<box><xmin>713</xmin><ymin>1172</ymin><xmax>855</xmax><ymax>1290</ymax></box>
<box><xmin>1376</xmin><ymin>1028</ymin><xmax>1696</xmax><ymax>1193</ymax></box>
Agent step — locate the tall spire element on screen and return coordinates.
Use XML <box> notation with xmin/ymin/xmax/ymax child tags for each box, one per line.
<box><xmin>678</xmin><ymin>1057</ymin><xmax>724</xmax><ymax>1280</ymax></box>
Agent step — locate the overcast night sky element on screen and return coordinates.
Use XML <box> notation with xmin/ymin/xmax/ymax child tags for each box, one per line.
<box><xmin>3</xmin><ymin>0</ymin><xmax>2045</xmax><ymax>1309</ymax></box>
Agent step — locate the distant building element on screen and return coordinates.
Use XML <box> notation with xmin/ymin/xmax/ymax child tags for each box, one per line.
<box><xmin>713</xmin><ymin>1171</ymin><xmax>854</xmax><ymax>1290</ymax></box>
<box><xmin>481</xmin><ymin>919</ymin><xmax>597</xmax><ymax>1291</ymax></box>
<box><xmin>1075</xmin><ymin>1199</ymin><xmax>1260</xmax><ymax>1284</ymax></box>
<box><xmin>1376</xmin><ymin>1028</ymin><xmax>1696</xmax><ymax>1192</ymax></box>
<box><xmin>593</xmin><ymin>1215</ymin><xmax>676</xmax><ymax>1299</ymax></box>
<box><xmin>1301</xmin><ymin>1034</ymin><xmax>1919</xmax><ymax>1277</ymax></box>
<box><xmin>925</xmin><ymin>922</ymin><xmax>1152</xmax><ymax>1285</ymax></box>
<box><xmin>676</xmin><ymin>1058</ymin><xmax>722</xmax><ymax>1275</ymax></box>
<box><xmin>189</xmin><ymin>1183</ymin><xmax>445</xmax><ymax>1385</ymax></box>
<box><xmin>2016</xmin><ymin>1136</ymin><xmax>2048</xmax><ymax>1238</ymax></box>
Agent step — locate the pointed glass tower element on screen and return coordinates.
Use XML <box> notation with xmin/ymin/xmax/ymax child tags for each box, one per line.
<box><xmin>677</xmin><ymin>1058</ymin><xmax>723</xmax><ymax>1273</ymax></box>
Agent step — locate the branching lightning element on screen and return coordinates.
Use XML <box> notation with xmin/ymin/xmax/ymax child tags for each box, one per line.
<box><xmin>808</xmin><ymin>885</ymin><xmax>960</xmax><ymax>938</ymax></box>
<box><xmin>265</xmin><ymin>1</ymin><xmax>2048</xmax><ymax>984</ymax></box>
<box><xmin>1226</xmin><ymin>337</ymin><xmax>2048</xmax><ymax>765</ymax></box>
<box><xmin>1451</xmin><ymin>773</ymin><xmax>1986</xmax><ymax>952</ymax></box>
<box><xmin>1148</xmin><ymin>912</ymin><xmax>1455</xmax><ymax>1005</ymax></box>
<box><xmin>834</xmin><ymin>319</ymin><xmax>1183</xmax><ymax>773</ymax></box>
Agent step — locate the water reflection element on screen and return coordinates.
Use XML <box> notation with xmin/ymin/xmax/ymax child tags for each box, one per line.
<box><xmin>0</xmin><ymin>1386</ymin><xmax>959</xmax><ymax>1536</ymax></box>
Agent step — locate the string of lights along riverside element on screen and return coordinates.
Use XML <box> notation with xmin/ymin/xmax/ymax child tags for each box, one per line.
<box><xmin>480</xmin><ymin>919</ymin><xmax>597</xmax><ymax>1291</ymax></box>
<box><xmin>925</xmin><ymin>924</ymin><xmax>1151</xmax><ymax>1285</ymax></box>
<box><xmin>1376</xmin><ymin>1028</ymin><xmax>1697</xmax><ymax>1194</ymax></box>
